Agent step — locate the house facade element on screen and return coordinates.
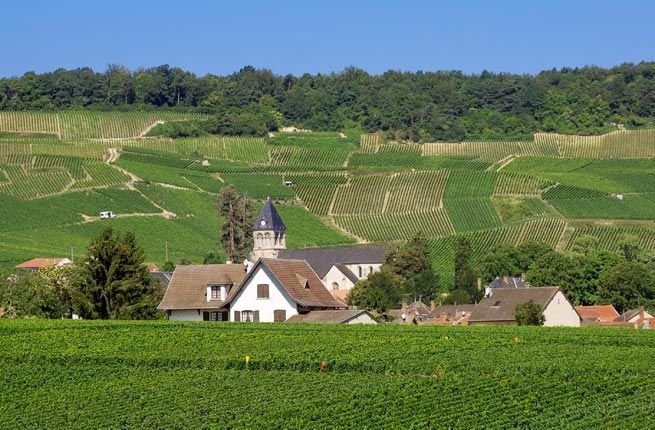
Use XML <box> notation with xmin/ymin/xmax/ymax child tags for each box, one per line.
<box><xmin>225</xmin><ymin>258</ymin><xmax>346</xmax><ymax>322</ymax></box>
<box><xmin>468</xmin><ymin>287</ymin><xmax>581</xmax><ymax>327</ymax></box>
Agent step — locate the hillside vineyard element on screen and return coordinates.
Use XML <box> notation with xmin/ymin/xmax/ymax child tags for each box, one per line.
<box><xmin>1</xmin><ymin>111</ymin><xmax>655</xmax><ymax>286</ymax></box>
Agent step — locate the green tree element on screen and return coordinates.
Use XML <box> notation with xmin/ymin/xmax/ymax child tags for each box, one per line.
<box><xmin>347</xmin><ymin>269</ymin><xmax>404</xmax><ymax>313</ymax></box>
<box><xmin>514</xmin><ymin>302</ymin><xmax>545</xmax><ymax>326</ymax></box>
<box><xmin>217</xmin><ymin>185</ymin><xmax>255</xmax><ymax>262</ymax></box>
<box><xmin>385</xmin><ymin>234</ymin><xmax>440</xmax><ymax>302</ymax></box>
<box><xmin>599</xmin><ymin>261</ymin><xmax>655</xmax><ymax>313</ymax></box>
<box><xmin>76</xmin><ymin>228</ymin><xmax>164</xmax><ymax>319</ymax></box>
<box><xmin>454</xmin><ymin>237</ymin><xmax>480</xmax><ymax>302</ymax></box>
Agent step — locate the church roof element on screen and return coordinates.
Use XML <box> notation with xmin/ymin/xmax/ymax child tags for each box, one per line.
<box><xmin>278</xmin><ymin>245</ymin><xmax>387</xmax><ymax>278</ymax></box>
<box><xmin>253</xmin><ymin>199</ymin><xmax>286</xmax><ymax>232</ymax></box>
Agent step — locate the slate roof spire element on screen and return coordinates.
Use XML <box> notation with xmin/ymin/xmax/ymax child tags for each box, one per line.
<box><xmin>253</xmin><ymin>198</ymin><xmax>286</xmax><ymax>232</ymax></box>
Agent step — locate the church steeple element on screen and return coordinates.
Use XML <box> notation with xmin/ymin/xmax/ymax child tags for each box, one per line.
<box><xmin>251</xmin><ymin>198</ymin><xmax>286</xmax><ymax>260</ymax></box>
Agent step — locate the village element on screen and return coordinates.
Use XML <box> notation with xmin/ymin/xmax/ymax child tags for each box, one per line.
<box><xmin>14</xmin><ymin>198</ymin><xmax>652</xmax><ymax>329</ymax></box>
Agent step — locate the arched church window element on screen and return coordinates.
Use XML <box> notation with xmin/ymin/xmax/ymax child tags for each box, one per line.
<box><xmin>331</xmin><ymin>282</ymin><xmax>339</xmax><ymax>290</ymax></box>
<box><xmin>358</xmin><ymin>266</ymin><xmax>362</xmax><ymax>277</ymax></box>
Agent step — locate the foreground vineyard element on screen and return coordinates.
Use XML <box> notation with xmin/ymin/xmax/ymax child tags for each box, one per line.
<box><xmin>1</xmin><ymin>321</ymin><xmax>653</xmax><ymax>429</ymax></box>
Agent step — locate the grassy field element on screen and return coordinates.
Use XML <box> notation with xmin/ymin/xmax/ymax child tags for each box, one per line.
<box><xmin>1</xmin><ymin>320</ymin><xmax>654</xmax><ymax>429</ymax></box>
<box><xmin>2</xmin><ymin>111</ymin><xmax>655</xmax><ymax>282</ymax></box>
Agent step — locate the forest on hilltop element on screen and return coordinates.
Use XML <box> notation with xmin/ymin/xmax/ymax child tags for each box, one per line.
<box><xmin>1</xmin><ymin>63</ymin><xmax>655</xmax><ymax>140</ymax></box>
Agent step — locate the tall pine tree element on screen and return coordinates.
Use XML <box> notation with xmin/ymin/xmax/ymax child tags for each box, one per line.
<box><xmin>218</xmin><ymin>185</ymin><xmax>254</xmax><ymax>262</ymax></box>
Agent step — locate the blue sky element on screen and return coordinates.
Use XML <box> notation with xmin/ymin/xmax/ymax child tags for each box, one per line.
<box><xmin>1</xmin><ymin>0</ymin><xmax>654</xmax><ymax>77</ymax></box>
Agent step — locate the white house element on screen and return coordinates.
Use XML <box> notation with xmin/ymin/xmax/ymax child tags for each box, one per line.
<box><xmin>224</xmin><ymin>258</ymin><xmax>346</xmax><ymax>322</ymax></box>
<box><xmin>468</xmin><ymin>287</ymin><xmax>581</xmax><ymax>327</ymax></box>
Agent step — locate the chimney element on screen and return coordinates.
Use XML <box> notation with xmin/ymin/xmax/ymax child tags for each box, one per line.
<box><xmin>430</xmin><ymin>300</ymin><xmax>436</xmax><ymax>311</ymax></box>
<box><xmin>639</xmin><ymin>306</ymin><xmax>645</xmax><ymax>321</ymax></box>
<box><xmin>477</xmin><ymin>278</ymin><xmax>482</xmax><ymax>291</ymax></box>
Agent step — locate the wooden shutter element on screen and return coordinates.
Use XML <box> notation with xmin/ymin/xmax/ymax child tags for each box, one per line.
<box><xmin>221</xmin><ymin>311</ymin><xmax>229</xmax><ymax>321</ymax></box>
<box><xmin>257</xmin><ymin>284</ymin><xmax>269</xmax><ymax>299</ymax></box>
<box><xmin>202</xmin><ymin>311</ymin><xmax>209</xmax><ymax>321</ymax></box>
<box><xmin>254</xmin><ymin>310</ymin><xmax>260</xmax><ymax>322</ymax></box>
<box><xmin>274</xmin><ymin>309</ymin><xmax>286</xmax><ymax>322</ymax></box>
<box><xmin>234</xmin><ymin>310</ymin><xmax>241</xmax><ymax>322</ymax></box>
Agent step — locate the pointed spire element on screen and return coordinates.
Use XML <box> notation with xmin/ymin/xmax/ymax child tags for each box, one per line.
<box><xmin>253</xmin><ymin>199</ymin><xmax>286</xmax><ymax>231</ymax></box>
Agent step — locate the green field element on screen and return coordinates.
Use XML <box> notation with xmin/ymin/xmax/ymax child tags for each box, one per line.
<box><xmin>1</xmin><ymin>320</ymin><xmax>654</xmax><ymax>429</ymax></box>
<box><xmin>2</xmin><ymin>111</ymin><xmax>655</xmax><ymax>283</ymax></box>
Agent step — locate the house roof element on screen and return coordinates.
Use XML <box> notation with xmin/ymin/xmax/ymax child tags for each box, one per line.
<box><xmin>575</xmin><ymin>305</ymin><xmax>619</xmax><ymax>323</ymax></box>
<box><xmin>278</xmin><ymin>245</ymin><xmax>387</xmax><ymax>278</ymax></box>
<box><xmin>469</xmin><ymin>287</ymin><xmax>561</xmax><ymax>323</ymax></box>
<box><xmin>158</xmin><ymin>264</ymin><xmax>247</xmax><ymax>310</ymax></box>
<box><xmin>285</xmin><ymin>309</ymin><xmax>375</xmax><ymax>324</ymax></box>
<box><xmin>431</xmin><ymin>304</ymin><xmax>478</xmax><ymax>319</ymax></box>
<box><xmin>253</xmin><ymin>198</ymin><xmax>286</xmax><ymax>232</ymax></box>
<box><xmin>488</xmin><ymin>276</ymin><xmax>526</xmax><ymax>289</ymax></box>
<box><xmin>614</xmin><ymin>308</ymin><xmax>655</xmax><ymax>322</ymax></box>
<box><xmin>15</xmin><ymin>258</ymin><xmax>70</xmax><ymax>269</ymax></box>
<box><xmin>226</xmin><ymin>258</ymin><xmax>346</xmax><ymax>309</ymax></box>
<box><xmin>146</xmin><ymin>263</ymin><xmax>160</xmax><ymax>272</ymax></box>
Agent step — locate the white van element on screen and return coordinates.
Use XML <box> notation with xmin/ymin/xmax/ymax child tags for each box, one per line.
<box><xmin>99</xmin><ymin>211</ymin><xmax>116</xmax><ymax>219</ymax></box>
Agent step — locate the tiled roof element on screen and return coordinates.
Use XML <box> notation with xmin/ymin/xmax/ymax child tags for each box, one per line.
<box><xmin>469</xmin><ymin>287</ymin><xmax>560</xmax><ymax>323</ymax></box>
<box><xmin>575</xmin><ymin>305</ymin><xmax>619</xmax><ymax>323</ymax></box>
<box><xmin>15</xmin><ymin>258</ymin><xmax>69</xmax><ymax>269</ymax></box>
<box><xmin>431</xmin><ymin>304</ymin><xmax>478</xmax><ymax>319</ymax></box>
<box><xmin>278</xmin><ymin>245</ymin><xmax>387</xmax><ymax>278</ymax></box>
<box><xmin>614</xmin><ymin>308</ymin><xmax>655</xmax><ymax>322</ymax></box>
<box><xmin>227</xmin><ymin>259</ymin><xmax>346</xmax><ymax>308</ymax></box>
<box><xmin>253</xmin><ymin>198</ymin><xmax>286</xmax><ymax>232</ymax></box>
<box><xmin>158</xmin><ymin>264</ymin><xmax>247</xmax><ymax>310</ymax></box>
<box><xmin>285</xmin><ymin>309</ymin><xmax>374</xmax><ymax>324</ymax></box>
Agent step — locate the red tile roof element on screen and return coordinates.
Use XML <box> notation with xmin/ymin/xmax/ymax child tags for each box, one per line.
<box><xmin>575</xmin><ymin>305</ymin><xmax>620</xmax><ymax>323</ymax></box>
<box><xmin>15</xmin><ymin>258</ymin><xmax>69</xmax><ymax>269</ymax></box>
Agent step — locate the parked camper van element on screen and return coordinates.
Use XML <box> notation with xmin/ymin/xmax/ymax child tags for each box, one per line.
<box><xmin>99</xmin><ymin>211</ymin><xmax>116</xmax><ymax>219</ymax></box>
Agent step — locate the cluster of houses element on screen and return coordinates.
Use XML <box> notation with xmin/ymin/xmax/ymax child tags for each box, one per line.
<box><xmin>14</xmin><ymin>199</ymin><xmax>654</xmax><ymax>328</ymax></box>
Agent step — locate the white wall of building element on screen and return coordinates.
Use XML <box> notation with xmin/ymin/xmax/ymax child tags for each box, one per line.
<box><xmin>543</xmin><ymin>290</ymin><xmax>581</xmax><ymax>327</ymax></box>
<box><xmin>322</xmin><ymin>265</ymin><xmax>356</xmax><ymax>292</ymax></box>
<box><xmin>168</xmin><ymin>309</ymin><xmax>203</xmax><ymax>321</ymax></box>
<box><xmin>345</xmin><ymin>263</ymin><xmax>382</xmax><ymax>280</ymax></box>
<box><xmin>230</xmin><ymin>265</ymin><xmax>298</xmax><ymax>322</ymax></box>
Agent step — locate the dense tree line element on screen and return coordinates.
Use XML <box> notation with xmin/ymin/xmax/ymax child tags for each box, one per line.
<box><xmin>0</xmin><ymin>228</ymin><xmax>164</xmax><ymax>319</ymax></box>
<box><xmin>2</xmin><ymin>63</ymin><xmax>655</xmax><ymax>140</ymax></box>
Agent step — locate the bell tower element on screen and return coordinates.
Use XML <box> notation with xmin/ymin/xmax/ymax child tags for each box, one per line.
<box><xmin>251</xmin><ymin>198</ymin><xmax>286</xmax><ymax>260</ymax></box>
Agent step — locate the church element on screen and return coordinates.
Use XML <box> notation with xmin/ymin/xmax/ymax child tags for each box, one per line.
<box><xmin>157</xmin><ymin>199</ymin><xmax>382</xmax><ymax>322</ymax></box>
<box><xmin>250</xmin><ymin>199</ymin><xmax>386</xmax><ymax>301</ymax></box>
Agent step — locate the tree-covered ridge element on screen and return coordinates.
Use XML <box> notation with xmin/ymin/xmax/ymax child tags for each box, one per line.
<box><xmin>1</xmin><ymin>63</ymin><xmax>655</xmax><ymax>140</ymax></box>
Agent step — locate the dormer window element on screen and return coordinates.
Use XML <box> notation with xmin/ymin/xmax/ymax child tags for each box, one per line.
<box><xmin>210</xmin><ymin>285</ymin><xmax>226</xmax><ymax>301</ymax></box>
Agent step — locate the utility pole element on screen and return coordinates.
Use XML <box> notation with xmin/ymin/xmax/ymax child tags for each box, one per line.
<box><xmin>70</xmin><ymin>247</ymin><xmax>74</xmax><ymax>263</ymax></box>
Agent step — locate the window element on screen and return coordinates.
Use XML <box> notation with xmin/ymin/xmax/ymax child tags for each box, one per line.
<box><xmin>257</xmin><ymin>283</ymin><xmax>269</xmax><ymax>299</ymax></box>
<box><xmin>210</xmin><ymin>285</ymin><xmax>225</xmax><ymax>301</ymax></box>
<box><xmin>240</xmin><ymin>310</ymin><xmax>259</xmax><ymax>322</ymax></box>
<box><xmin>369</xmin><ymin>266</ymin><xmax>373</xmax><ymax>274</ymax></box>
<box><xmin>331</xmin><ymin>282</ymin><xmax>339</xmax><ymax>290</ymax></box>
<box><xmin>274</xmin><ymin>309</ymin><xmax>287</xmax><ymax>322</ymax></box>
<box><xmin>210</xmin><ymin>311</ymin><xmax>223</xmax><ymax>321</ymax></box>
<box><xmin>358</xmin><ymin>266</ymin><xmax>362</xmax><ymax>277</ymax></box>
